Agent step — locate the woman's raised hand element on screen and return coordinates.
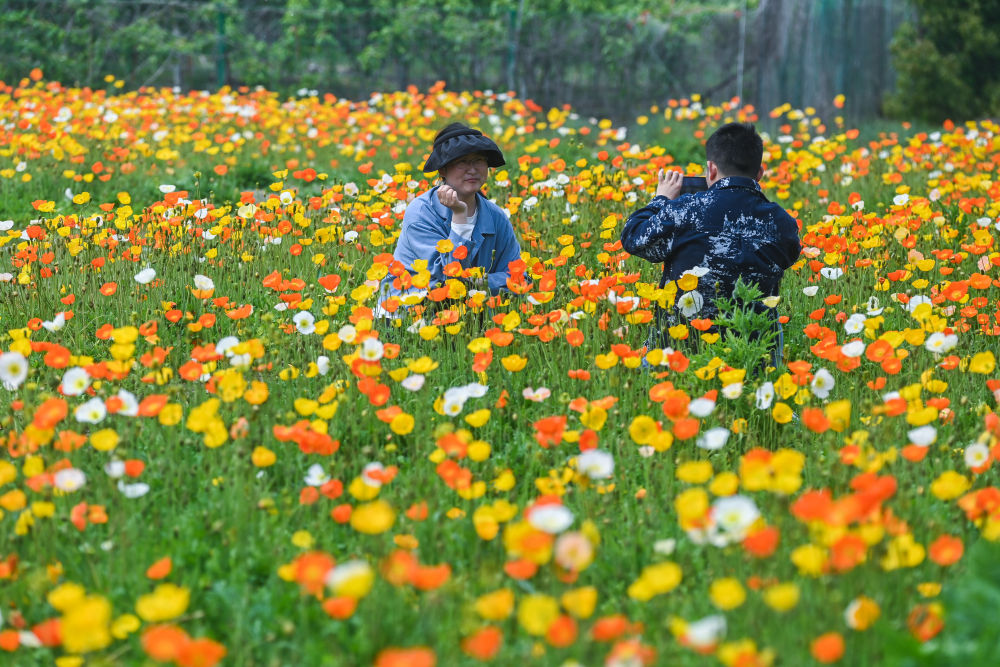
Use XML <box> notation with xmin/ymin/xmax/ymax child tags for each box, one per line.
<box><xmin>437</xmin><ymin>185</ymin><xmax>468</xmax><ymax>214</ymax></box>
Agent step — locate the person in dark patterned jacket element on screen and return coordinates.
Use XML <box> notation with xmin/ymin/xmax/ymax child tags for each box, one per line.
<box><xmin>621</xmin><ymin>122</ymin><xmax>802</xmax><ymax>365</ymax></box>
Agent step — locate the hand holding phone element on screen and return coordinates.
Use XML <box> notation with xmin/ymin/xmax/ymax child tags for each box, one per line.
<box><xmin>656</xmin><ymin>169</ymin><xmax>684</xmax><ymax>199</ymax></box>
<box><xmin>680</xmin><ymin>176</ymin><xmax>707</xmax><ymax>195</ymax></box>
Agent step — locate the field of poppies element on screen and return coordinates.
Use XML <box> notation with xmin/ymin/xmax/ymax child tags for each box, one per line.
<box><xmin>2</xmin><ymin>68</ymin><xmax>1000</xmax><ymax>666</ymax></box>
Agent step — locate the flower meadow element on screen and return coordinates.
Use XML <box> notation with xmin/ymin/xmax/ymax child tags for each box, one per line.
<box><xmin>3</xmin><ymin>69</ymin><xmax>1000</xmax><ymax>666</ymax></box>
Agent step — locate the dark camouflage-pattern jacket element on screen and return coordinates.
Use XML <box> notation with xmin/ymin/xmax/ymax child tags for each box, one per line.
<box><xmin>621</xmin><ymin>176</ymin><xmax>801</xmax><ymax>350</ymax></box>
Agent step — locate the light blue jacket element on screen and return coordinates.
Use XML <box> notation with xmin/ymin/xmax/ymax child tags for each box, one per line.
<box><xmin>389</xmin><ymin>186</ymin><xmax>522</xmax><ymax>294</ymax></box>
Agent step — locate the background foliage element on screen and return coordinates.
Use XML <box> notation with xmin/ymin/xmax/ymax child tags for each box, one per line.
<box><xmin>886</xmin><ymin>0</ymin><xmax>1000</xmax><ymax>122</ymax></box>
<box><xmin>0</xmin><ymin>0</ymin><xmax>923</xmax><ymax>121</ymax></box>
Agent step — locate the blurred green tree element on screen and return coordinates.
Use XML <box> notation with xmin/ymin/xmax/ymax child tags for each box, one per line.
<box><xmin>886</xmin><ymin>1</ymin><xmax>1000</xmax><ymax>122</ymax></box>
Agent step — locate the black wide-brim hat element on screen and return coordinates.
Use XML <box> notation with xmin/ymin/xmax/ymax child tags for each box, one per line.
<box><xmin>422</xmin><ymin>123</ymin><xmax>505</xmax><ymax>173</ymax></box>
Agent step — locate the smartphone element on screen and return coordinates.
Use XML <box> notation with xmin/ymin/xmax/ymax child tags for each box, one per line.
<box><xmin>680</xmin><ymin>176</ymin><xmax>708</xmax><ymax>195</ymax></box>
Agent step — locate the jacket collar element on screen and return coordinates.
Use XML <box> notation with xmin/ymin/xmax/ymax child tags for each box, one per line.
<box><xmin>711</xmin><ymin>176</ymin><xmax>762</xmax><ymax>192</ymax></box>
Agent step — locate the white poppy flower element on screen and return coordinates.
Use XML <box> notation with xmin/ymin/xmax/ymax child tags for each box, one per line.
<box><xmin>841</xmin><ymin>340</ymin><xmax>866</xmax><ymax>358</ymax></box>
<box><xmin>522</xmin><ymin>386</ymin><xmax>551</xmax><ymax>402</ymax></box>
<box><xmin>697</xmin><ymin>427</ymin><xmax>731</xmax><ymax>450</ymax></box>
<box><xmin>893</xmin><ymin>193</ymin><xmax>910</xmax><ymax>206</ymax></box>
<box><xmin>158</xmin><ymin>184</ymin><xmax>176</xmax><ymax>193</ymax></box>
<box><xmin>216</xmin><ymin>336</ymin><xmax>240</xmax><ymax>356</ymax></box>
<box><xmin>684</xmin><ymin>615</ymin><xmax>727</xmax><ymax>649</ymax></box>
<box><xmin>905</xmin><ymin>295</ymin><xmax>932</xmax><ymax>312</ymax></box>
<box><xmin>802</xmin><ymin>285</ymin><xmax>820</xmax><ymax>296</ymax></box>
<box><xmin>134</xmin><ymin>268</ymin><xmax>156</xmax><ymax>284</ymax></box>
<box><xmin>683</xmin><ymin>265</ymin><xmax>710</xmax><ymax>278</ymax></box>
<box><xmin>677</xmin><ymin>290</ymin><xmax>704</xmax><ymax>317</ymax></box>
<box><xmin>463</xmin><ymin>382</ymin><xmax>489</xmax><ymax>398</ymax></box>
<box><xmin>844</xmin><ymin>314</ymin><xmax>867</xmax><ymax>334</ymax></box>
<box><xmin>316</xmin><ymin>355</ymin><xmax>330</xmax><ymax>375</ymax></box>
<box><xmin>359</xmin><ymin>338</ymin><xmax>384</xmax><ymax>362</ymax></box>
<box><xmin>0</xmin><ymin>351</ymin><xmax>29</xmax><ymax>390</ymax></box>
<box><xmin>688</xmin><ymin>398</ymin><xmax>716</xmax><ymax>417</ymax></box>
<box><xmin>965</xmin><ymin>443</ymin><xmax>990</xmax><ymax>469</ymax></box>
<box><xmin>576</xmin><ymin>450</ymin><xmax>615</xmax><ymax>479</ymax></box>
<box><xmin>54</xmin><ymin>468</ymin><xmax>86</xmax><ymax>492</ymax></box>
<box><xmin>116</xmin><ymin>390</ymin><xmax>140</xmax><ymax>417</ymax></box>
<box><xmin>528</xmin><ymin>504</ymin><xmax>574</xmax><ymax>534</ymax></box>
<box><xmin>193</xmin><ymin>274</ymin><xmax>215</xmax><ymax>291</ymax></box>
<box><xmin>42</xmin><ymin>312</ymin><xmax>66</xmax><ymax>333</ymax></box>
<box><xmin>293</xmin><ymin>311</ymin><xmax>316</xmax><ymax>335</ymax></box>
<box><xmin>925</xmin><ymin>332</ymin><xmax>958</xmax><ymax>354</ymax></box>
<box><xmin>442</xmin><ymin>398</ymin><xmax>465</xmax><ymax>416</ymax></box>
<box><xmin>105</xmin><ymin>460</ymin><xmax>126</xmax><ymax>478</ymax></box>
<box><xmin>401</xmin><ymin>374</ymin><xmax>425</xmax><ymax>391</ymax></box>
<box><xmin>907</xmin><ymin>426</ymin><xmax>936</xmax><ymax>447</ymax></box>
<box><xmin>338</xmin><ymin>324</ymin><xmax>357</xmax><ymax>343</ymax></box>
<box><xmin>755</xmin><ymin>382</ymin><xmax>775</xmax><ymax>409</ymax></box>
<box><xmin>721</xmin><ymin>382</ymin><xmax>743</xmax><ymax>399</ymax></box>
<box><xmin>820</xmin><ymin>267</ymin><xmax>844</xmax><ymax>280</ymax></box>
<box><xmin>810</xmin><ymin>368</ymin><xmax>835</xmax><ymax>399</ymax></box>
<box><xmin>711</xmin><ymin>495</ymin><xmax>760</xmax><ymax>540</ymax></box>
<box><xmin>74</xmin><ymin>397</ymin><xmax>107</xmax><ymax>424</ymax></box>
<box><xmin>60</xmin><ymin>367</ymin><xmax>91</xmax><ymax>396</ymax></box>
<box><xmin>118</xmin><ymin>481</ymin><xmax>150</xmax><ymax>498</ymax></box>
<box><xmin>444</xmin><ymin>386</ymin><xmax>472</xmax><ymax>404</ymax></box>
<box><xmin>653</xmin><ymin>538</ymin><xmax>676</xmax><ymax>555</ymax></box>
<box><xmin>304</xmin><ymin>464</ymin><xmax>330</xmax><ymax>486</ymax></box>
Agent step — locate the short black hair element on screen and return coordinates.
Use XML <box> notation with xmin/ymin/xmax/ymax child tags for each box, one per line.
<box><xmin>705</xmin><ymin>122</ymin><xmax>763</xmax><ymax>178</ymax></box>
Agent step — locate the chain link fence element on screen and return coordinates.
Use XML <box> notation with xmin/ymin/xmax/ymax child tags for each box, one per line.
<box><xmin>1</xmin><ymin>0</ymin><xmax>913</xmax><ymax>121</ymax></box>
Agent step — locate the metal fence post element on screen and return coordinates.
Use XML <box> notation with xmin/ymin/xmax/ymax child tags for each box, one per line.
<box><xmin>216</xmin><ymin>3</ymin><xmax>226</xmax><ymax>90</ymax></box>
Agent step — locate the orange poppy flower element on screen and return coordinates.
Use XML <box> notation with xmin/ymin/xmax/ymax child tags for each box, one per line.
<box><xmin>330</xmin><ymin>504</ymin><xmax>352</xmax><ymax>524</ymax></box>
<box><xmin>381</xmin><ymin>550</ymin><xmax>419</xmax><ymax>586</ymax></box>
<box><xmin>410</xmin><ymin>564</ymin><xmax>451</xmax><ymax>591</ymax></box>
<box><xmin>503</xmin><ymin>559</ymin><xmax>538</xmax><ymax>580</ymax></box>
<box><xmin>742</xmin><ymin>525</ymin><xmax>780</xmax><ymax>558</ymax></box>
<box><xmin>546</xmin><ymin>615</ymin><xmax>578</xmax><ymax>648</ymax></box>
<box><xmin>322</xmin><ymin>596</ymin><xmax>358</xmax><ymax>620</ymax></box>
<box><xmin>146</xmin><ymin>556</ymin><xmax>173</xmax><ymax>580</ymax></box>
<box><xmin>590</xmin><ymin>615</ymin><xmax>631</xmax><ymax>642</ymax></box>
<box><xmin>142</xmin><ymin>625</ymin><xmax>191</xmax><ymax>663</ymax></box>
<box><xmin>26</xmin><ymin>394</ymin><xmax>63</xmax><ymax>429</ymax></box>
<box><xmin>810</xmin><ymin>632</ymin><xmax>845</xmax><ymax>663</ymax></box>
<box><xmin>292</xmin><ymin>551</ymin><xmax>335</xmax><ymax>596</ymax></box>
<box><xmin>462</xmin><ymin>626</ymin><xmax>503</xmax><ymax>661</ymax></box>
<box><xmin>671</xmin><ymin>417</ymin><xmax>700</xmax><ymax>440</ymax></box>
<box><xmin>374</xmin><ymin>647</ymin><xmax>435</xmax><ymax>667</ymax></box>
<box><xmin>928</xmin><ymin>534</ymin><xmax>963</xmax><ymax>566</ymax></box>
<box><xmin>406</xmin><ymin>501</ymin><xmax>429</xmax><ymax>522</ymax></box>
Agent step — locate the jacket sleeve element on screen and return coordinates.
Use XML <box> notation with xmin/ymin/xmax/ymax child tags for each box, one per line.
<box><xmin>486</xmin><ymin>217</ymin><xmax>522</xmax><ymax>293</ymax></box>
<box><xmin>395</xmin><ymin>196</ymin><xmax>467</xmax><ymax>285</ymax></box>
<box><xmin>776</xmin><ymin>214</ymin><xmax>803</xmax><ymax>271</ymax></box>
<box><xmin>621</xmin><ymin>195</ymin><xmax>681</xmax><ymax>263</ymax></box>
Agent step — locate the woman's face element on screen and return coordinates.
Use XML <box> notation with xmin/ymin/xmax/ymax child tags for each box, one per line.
<box><xmin>441</xmin><ymin>152</ymin><xmax>488</xmax><ymax>197</ymax></box>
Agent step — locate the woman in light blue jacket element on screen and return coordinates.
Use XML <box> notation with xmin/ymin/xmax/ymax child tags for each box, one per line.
<box><xmin>379</xmin><ymin>123</ymin><xmax>522</xmax><ymax>316</ymax></box>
